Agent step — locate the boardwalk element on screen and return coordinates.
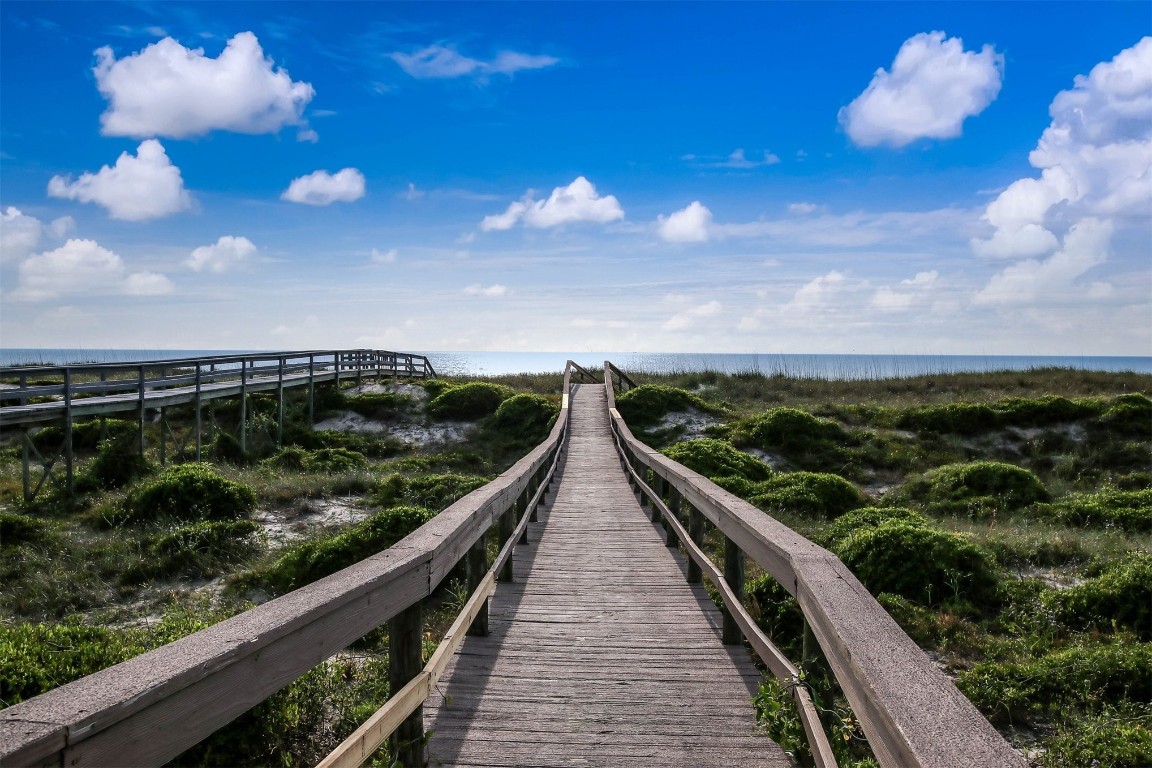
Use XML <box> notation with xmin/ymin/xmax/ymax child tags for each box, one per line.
<box><xmin>424</xmin><ymin>384</ymin><xmax>789</xmax><ymax>767</ymax></box>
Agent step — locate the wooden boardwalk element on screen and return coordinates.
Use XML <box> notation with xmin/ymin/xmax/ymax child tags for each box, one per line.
<box><xmin>424</xmin><ymin>384</ymin><xmax>789</xmax><ymax>767</ymax></box>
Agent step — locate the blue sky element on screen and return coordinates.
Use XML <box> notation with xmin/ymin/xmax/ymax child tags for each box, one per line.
<box><xmin>1</xmin><ymin>2</ymin><xmax>1149</xmax><ymax>355</ymax></box>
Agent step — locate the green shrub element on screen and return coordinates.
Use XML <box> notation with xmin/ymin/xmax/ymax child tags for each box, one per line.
<box><xmin>118</xmin><ymin>463</ymin><xmax>256</xmax><ymax>525</ymax></box>
<box><xmin>30</xmin><ymin>418</ymin><xmax>136</xmax><ymax>453</ymax></box>
<box><xmin>898</xmin><ymin>461</ymin><xmax>1050</xmax><ymax>516</ymax></box>
<box><xmin>123</xmin><ymin>520</ymin><xmax>263</xmax><ymax>583</ymax></box>
<box><xmin>1099</xmin><ymin>393</ymin><xmax>1152</xmax><ymax>437</ymax></box>
<box><xmin>250</xmin><ymin>505</ymin><xmax>435</xmax><ymax>594</ymax></box>
<box><xmin>661</xmin><ymin>438</ymin><xmax>773</xmax><ymax>482</ymax></box>
<box><xmin>996</xmin><ymin>395</ymin><xmax>1100</xmax><ymax>427</ymax></box>
<box><xmin>0</xmin><ymin>621</ymin><xmax>138</xmax><ymax>705</ymax></box>
<box><xmin>79</xmin><ymin>433</ymin><xmax>154</xmax><ymax>490</ymax></box>
<box><xmin>958</xmin><ymin>639</ymin><xmax>1152</xmax><ymax>725</ymax></box>
<box><xmin>263</xmin><ymin>446</ymin><xmax>309</xmax><ymax>471</ymax></box>
<box><xmin>389</xmin><ymin>451</ymin><xmax>491</xmax><ymax>475</ymax></box>
<box><xmin>209</xmin><ymin>431</ymin><xmax>249</xmax><ymax>464</ymax></box>
<box><xmin>427</xmin><ymin>382</ymin><xmax>514</xmax><ymax>420</ymax></box>
<box><xmin>745</xmin><ymin>574</ymin><xmax>804</xmax><ymax>658</ymax></box>
<box><xmin>615</xmin><ymin>384</ymin><xmax>722</xmax><ymax>426</ymax></box>
<box><xmin>488</xmin><ymin>393</ymin><xmax>558</xmax><ymax>442</ymax></box>
<box><xmin>0</xmin><ymin>512</ymin><xmax>51</xmax><ymax>549</ymax></box>
<box><xmin>1043</xmin><ymin>552</ymin><xmax>1152</xmax><ymax>639</ymax></box>
<box><xmin>898</xmin><ymin>402</ymin><xmax>999</xmax><ymax>435</ymax></box>
<box><xmin>373</xmin><ymin>473</ymin><xmax>490</xmax><ymax>511</ymax></box>
<box><xmin>1041</xmin><ymin>708</ymin><xmax>1152</xmax><ymax>768</ymax></box>
<box><xmin>748</xmin><ymin>471</ymin><xmax>867</xmax><ymax>519</ymax></box>
<box><xmin>344</xmin><ymin>392</ymin><xmax>415</xmax><ymax>419</ymax></box>
<box><xmin>821</xmin><ymin>506</ymin><xmax>929</xmax><ymax>548</ymax></box>
<box><xmin>733</xmin><ymin>407</ymin><xmax>849</xmax><ymax>453</ymax></box>
<box><xmin>832</xmin><ymin>522</ymin><xmax>998</xmax><ymax>606</ymax></box>
<box><xmin>1036</xmin><ymin>488</ymin><xmax>1152</xmax><ymax>533</ymax></box>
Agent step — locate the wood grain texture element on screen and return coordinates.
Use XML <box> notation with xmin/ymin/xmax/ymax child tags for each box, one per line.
<box><xmin>424</xmin><ymin>384</ymin><xmax>789</xmax><ymax>768</ymax></box>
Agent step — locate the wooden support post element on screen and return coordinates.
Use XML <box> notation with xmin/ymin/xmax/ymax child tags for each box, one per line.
<box><xmin>277</xmin><ymin>356</ymin><xmax>285</xmax><ymax>449</ymax></box>
<box><xmin>63</xmin><ymin>368</ymin><xmax>74</xmax><ymax>495</ymax></box>
<box><xmin>137</xmin><ymin>365</ymin><xmax>146</xmax><ymax>459</ymax></box>
<box><xmin>530</xmin><ymin>461</ymin><xmax>545</xmax><ymax>523</ymax></box>
<box><xmin>194</xmin><ymin>365</ymin><xmax>202</xmax><ymax>462</ymax></box>
<box><xmin>466</xmin><ymin>531</ymin><xmax>489</xmax><ymax>637</ymax></box>
<box><xmin>654</xmin><ymin>476</ymin><xmax>669</xmax><ymax>524</ymax></box>
<box><xmin>722</xmin><ymin>536</ymin><xmax>745</xmax><ymax>645</ymax></box>
<box><xmin>801</xmin><ymin>618</ymin><xmax>817</xmax><ymax>674</ymax></box>
<box><xmin>389</xmin><ymin>603</ymin><xmax>424</xmax><ymax>767</ymax></box>
<box><xmin>498</xmin><ymin>506</ymin><xmax>516</xmax><ymax>582</ymax></box>
<box><xmin>21</xmin><ymin>429</ymin><xmax>30</xmax><ymax>502</ymax></box>
<box><xmin>665</xmin><ymin>485</ymin><xmax>681</xmax><ymax>549</ymax></box>
<box><xmin>308</xmin><ymin>354</ymin><xmax>315</xmax><ymax>425</ymax></box>
<box><xmin>686</xmin><ymin>503</ymin><xmax>704</xmax><ymax>584</ymax></box>
<box><xmin>159</xmin><ymin>407</ymin><xmax>166</xmax><ymax>466</ymax></box>
<box><xmin>516</xmin><ymin>487</ymin><xmax>530</xmax><ymax>545</ymax></box>
<box><xmin>239</xmin><ymin>362</ymin><xmax>248</xmax><ymax>456</ymax></box>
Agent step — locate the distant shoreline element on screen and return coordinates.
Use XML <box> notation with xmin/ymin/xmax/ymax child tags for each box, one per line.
<box><xmin>2</xmin><ymin>348</ymin><xmax>1150</xmax><ymax>379</ymax></box>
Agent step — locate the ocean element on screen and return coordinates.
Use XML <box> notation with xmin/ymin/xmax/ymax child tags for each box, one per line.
<box><xmin>1</xmin><ymin>349</ymin><xmax>1150</xmax><ymax>379</ymax></box>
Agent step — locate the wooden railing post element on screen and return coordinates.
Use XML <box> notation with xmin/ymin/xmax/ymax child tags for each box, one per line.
<box><xmin>466</xmin><ymin>531</ymin><xmax>489</xmax><ymax>637</ymax></box>
<box><xmin>63</xmin><ymin>368</ymin><xmax>74</xmax><ymax>495</ymax></box>
<box><xmin>654</xmin><ymin>476</ymin><xmax>669</xmax><ymax>524</ymax></box>
<box><xmin>665</xmin><ymin>485</ymin><xmax>682</xmax><ymax>549</ymax></box>
<box><xmin>517</xmin><ymin>484</ymin><xmax>531</xmax><ymax>545</ymax></box>
<box><xmin>722</xmin><ymin>536</ymin><xmax>745</xmax><ymax>645</ymax></box>
<box><xmin>389</xmin><ymin>603</ymin><xmax>424</xmax><ymax>766</ymax></box>
<box><xmin>498</xmin><ymin>503</ymin><xmax>516</xmax><ymax>582</ymax></box>
<box><xmin>686</xmin><ymin>502</ymin><xmax>704</xmax><ymax>584</ymax></box>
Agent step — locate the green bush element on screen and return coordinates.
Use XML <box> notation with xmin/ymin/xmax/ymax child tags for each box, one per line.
<box><xmin>996</xmin><ymin>395</ymin><xmax>1100</xmax><ymax>427</ymax></box>
<box><xmin>661</xmin><ymin>438</ymin><xmax>773</xmax><ymax>482</ymax></box>
<box><xmin>30</xmin><ymin>418</ymin><xmax>136</xmax><ymax>453</ymax></box>
<box><xmin>427</xmin><ymin>382</ymin><xmax>514</xmax><ymax>420</ymax></box>
<box><xmin>832</xmin><ymin>522</ymin><xmax>998</xmax><ymax>605</ymax></box>
<box><xmin>1043</xmin><ymin>552</ymin><xmax>1152</xmax><ymax>639</ymax></box>
<box><xmin>1099</xmin><ymin>393</ymin><xmax>1152</xmax><ymax>437</ymax></box>
<box><xmin>344</xmin><ymin>392</ymin><xmax>415</xmax><ymax>419</ymax></box>
<box><xmin>748</xmin><ymin>471</ymin><xmax>867</xmax><ymax>519</ymax></box>
<box><xmin>745</xmin><ymin>574</ymin><xmax>804</xmax><ymax>658</ymax></box>
<box><xmin>898</xmin><ymin>460</ymin><xmax>1049</xmax><ymax>516</ymax></box>
<box><xmin>958</xmin><ymin>639</ymin><xmax>1152</xmax><ymax>725</ymax></box>
<box><xmin>79</xmin><ymin>433</ymin><xmax>154</xmax><ymax>490</ymax></box>
<box><xmin>373</xmin><ymin>473</ymin><xmax>490</xmax><ymax>511</ymax></box>
<box><xmin>123</xmin><ymin>520</ymin><xmax>263</xmax><ymax>583</ymax></box>
<box><xmin>488</xmin><ymin>393</ymin><xmax>558</xmax><ymax>442</ymax></box>
<box><xmin>821</xmin><ymin>506</ymin><xmax>929</xmax><ymax>548</ymax></box>
<box><xmin>1041</xmin><ymin>708</ymin><xmax>1152</xmax><ymax>768</ymax></box>
<box><xmin>0</xmin><ymin>621</ymin><xmax>139</xmax><ymax>705</ymax></box>
<box><xmin>0</xmin><ymin>512</ymin><xmax>51</xmax><ymax>549</ymax></box>
<box><xmin>250</xmin><ymin>505</ymin><xmax>435</xmax><ymax>594</ymax></box>
<box><xmin>733</xmin><ymin>407</ymin><xmax>849</xmax><ymax>453</ymax></box>
<box><xmin>1036</xmin><ymin>488</ymin><xmax>1152</xmax><ymax>533</ymax></box>
<box><xmin>118</xmin><ymin>463</ymin><xmax>256</xmax><ymax>525</ymax></box>
<box><xmin>615</xmin><ymin>384</ymin><xmax>722</xmax><ymax>426</ymax></box>
<box><xmin>898</xmin><ymin>402</ymin><xmax>999</xmax><ymax>435</ymax></box>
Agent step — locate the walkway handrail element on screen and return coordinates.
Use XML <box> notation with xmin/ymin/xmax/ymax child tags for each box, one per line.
<box><xmin>601</xmin><ymin>362</ymin><xmax>1026</xmax><ymax>768</ymax></box>
<box><xmin>0</xmin><ymin>366</ymin><xmax>573</xmax><ymax>768</ymax></box>
<box><xmin>605</xmin><ymin>360</ymin><xmax>635</xmax><ymax>393</ymax></box>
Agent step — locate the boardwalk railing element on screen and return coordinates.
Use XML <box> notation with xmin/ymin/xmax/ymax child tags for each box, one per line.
<box><xmin>0</xmin><ymin>363</ymin><xmax>579</xmax><ymax>768</ymax></box>
<box><xmin>0</xmin><ymin>349</ymin><xmax>435</xmax><ymax>499</ymax></box>
<box><xmin>602</xmin><ymin>362</ymin><xmax>1026</xmax><ymax>768</ymax></box>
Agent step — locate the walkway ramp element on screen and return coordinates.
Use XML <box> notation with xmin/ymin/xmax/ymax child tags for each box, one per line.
<box><xmin>424</xmin><ymin>384</ymin><xmax>789</xmax><ymax>767</ymax></box>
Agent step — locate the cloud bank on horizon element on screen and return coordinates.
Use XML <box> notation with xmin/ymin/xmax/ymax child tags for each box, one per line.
<box><xmin>0</xmin><ymin>4</ymin><xmax>1147</xmax><ymax>356</ymax></box>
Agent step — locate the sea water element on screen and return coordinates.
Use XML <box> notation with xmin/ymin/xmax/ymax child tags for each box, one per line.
<box><xmin>2</xmin><ymin>349</ymin><xmax>1149</xmax><ymax>379</ymax></box>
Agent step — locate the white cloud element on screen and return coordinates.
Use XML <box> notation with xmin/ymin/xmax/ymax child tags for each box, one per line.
<box><xmin>663</xmin><ymin>300</ymin><xmax>722</xmax><ymax>331</ymax></box>
<box><xmin>12</xmin><ymin>238</ymin><xmax>173</xmax><ymax>301</ymax></box>
<box><xmin>657</xmin><ymin>201</ymin><xmax>713</xmax><ymax>242</ymax></box>
<box><xmin>691</xmin><ymin>148</ymin><xmax>782</xmax><ymax>168</ymax></box>
<box><xmin>840</xmin><ymin>31</ymin><xmax>1003</xmax><ymax>147</ymax></box>
<box><xmin>463</xmin><ymin>283</ymin><xmax>508</xmax><ymax>297</ymax></box>
<box><xmin>94</xmin><ymin>32</ymin><xmax>315</xmax><ymax>139</ymax></box>
<box><xmin>186</xmin><ymin>235</ymin><xmax>257</xmax><ymax>273</ymax></box>
<box><xmin>0</xmin><ymin>207</ymin><xmax>44</xmax><ymax>263</ymax></box>
<box><xmin>47</xmin><ymin>216</ymin><xmax>76</xmax><ymax>239</ymax></box>
<box><xmin>870</xmin><ymin>270</ymin><xmax>940</xmax><ymax>311</ymax></box>
<box><xmin>389</xmin><ymin>44</ymin><xmax>558</xmax><ymax>80</ymax></box>
<box><xmin>972</xmin><ymin>37</ymin><xmax>1152</xmax><ymax>261</ymax></box>
<box><xmin>371</xmin><ymin>248</ymin><xmax>398</xmax><ymax>264</ymax></box>
<box><xmin>975</xmin><ymin>218</ymin><xmax>1113</xmax><ymax>305</ymax></box>
<box><xmin>47</xmin><ymin>140</ymin><xmax>192</xmax><ymax>221</ymax></box>
<box><xmin>281</xmin><ymin>168</ymin><xmax>366</xmax><ymax>206</ymax></box>
<box><xmin>480</xmin><ymin>177</ymin><xmax>624</xmax><ymax>231</ymax></box>
<box><xmin>787</xmin><ymin>202</ymin><xmax>820</xmax><ymax>216</ymax></box>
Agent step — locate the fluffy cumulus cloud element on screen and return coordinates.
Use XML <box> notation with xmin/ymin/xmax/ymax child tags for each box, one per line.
<box><xmin>975</xmin><ymin>218</ymin><xmax>1113</xmax><ymax>305</ymax></box>
<box><xmin>12</xmin><ymin>239</ymin><xmax>173</xmax><ymax>301</ymax></box>
<box><xmin>371</xmin><ymin>248</ymin><xmax>398</xmax><ymax>264</ymax></box>
<box><xmin>463</xmin><ymin>283</ymin><xmax>508</xmax><ymax>297</ymax></box>
<box><xmin>480</xmin><ymin>177</ymin><xmax>624</xmax><ymax>231</ymax></box>
<box><xmin>48</xmin><ymin>140</ymin><xmax>192</xmax><ymax>221</ymax></box>
<box><xmin>94</xmin><ymin>32</ymin><xmax>315</xmax><ymax>139</ymax></box>
<box><xmin>840</xmin><ymin>31</ymin><xmax>1003</xmax><ymax>147</ymax></box>
<box><xmin>657</xmin><ymin>201</ymin><xmax>713</xmax><ymax>242</ymax></box>
<box><xmin>972</xmin><ymin>37</ymin><xmax>1152</xmax><ymax>263</ymax></box>
<box><xmin>281</xmin><ymin>168</ymin><xmax>366</xmax><ymax>206</ymax></box>
<box><xmin>0</xmin><ymin>208</ymin><xmax>77</xmax><ymax>264</ymax></box>
<box><xmin>186</xmin><ymin>235</ymin><xmax>257</xmax><ymax>273</ymax></box>
<box><xmin>663</xmin><ymin>300</ymin><xmax>722</xmax><ymax>331</ymax></box>
<box><xmin>389</xmin><ymin>45</ymin><xmax>558</xmax><ymax>80</ymax></box>
<box><xmin>870</xmin><ymin>270</ymin><xmax>940</xmax><ymax>311</ymax></box>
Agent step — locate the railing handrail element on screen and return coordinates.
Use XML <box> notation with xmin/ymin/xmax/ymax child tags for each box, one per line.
<box><xmin>0</xmin><ymin>365</ymin><xmax>572</xmax><ymax>767</ymax></box>
<box><xmin>600</xmin><ymin>361</ymin><xmax>1025</xmax><ymax>768</ymax></box>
